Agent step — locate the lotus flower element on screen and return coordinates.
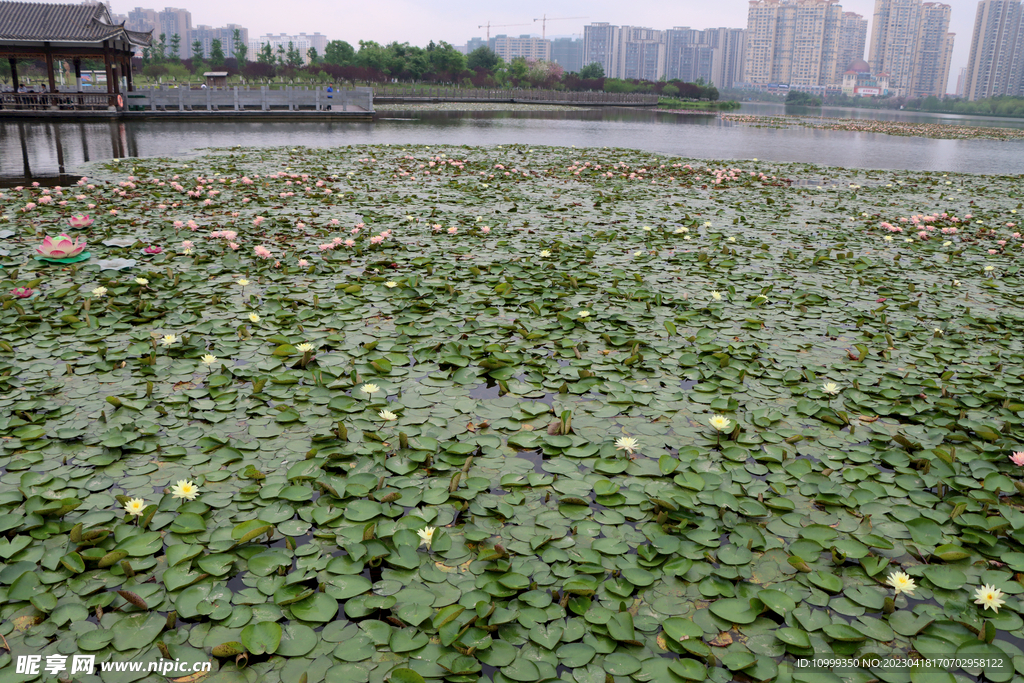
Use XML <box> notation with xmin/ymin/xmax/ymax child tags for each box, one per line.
<box><xmin>37</xmin><ymin>234</ymin><xmax>86</xmax><ymax>259</ymax></box>
<box><xmin>143</xmin><ymin>246</ymin><xmax>163</xmax><ymax>254</ymax></box>
<box><xmin>67</xmin><ymin>214</ymin><xmax>94</xmax><ymax>228</ymax></box>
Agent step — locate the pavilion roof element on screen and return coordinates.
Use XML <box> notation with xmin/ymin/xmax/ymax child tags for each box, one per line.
<box><xmin>0</xmin><ymin>1</ymin><xmax>151</xmax><ymax>46</ymax></box>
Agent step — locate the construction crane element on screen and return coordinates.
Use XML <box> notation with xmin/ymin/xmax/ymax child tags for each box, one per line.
<box><xmin>533</xmin><ymin>15</ymin><xmax>589</xmax><ymax>40</ymax></box>
<box><xmin>477</xmin><ymin>21</ymin><xmax>533</xmax><ymax>40</ymax></box>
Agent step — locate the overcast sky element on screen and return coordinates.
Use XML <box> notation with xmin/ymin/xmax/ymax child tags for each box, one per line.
<box><xmin>98</xmin><ymin>0</ymin><xmax>978</xmax><ymax>83</ymax></box>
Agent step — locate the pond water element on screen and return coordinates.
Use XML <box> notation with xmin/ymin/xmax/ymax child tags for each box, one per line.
<box><xmin>2</xmin><ymin>103</ymin><xmax>1023</xmax><ymax>185</ymax></box>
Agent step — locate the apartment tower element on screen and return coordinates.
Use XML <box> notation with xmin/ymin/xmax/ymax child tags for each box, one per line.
<box><xmin>868</xmin><ymin>0</ymin><xmax>954</xmax><ymax>97</ymax></box>
<box><xmin>582</xmin><ymin>23</ymin><xmax>619</xmax><ymax>76</ymax></box>
<box><xmin>963</xmin><ymin>0</ymin><xmax>1024</xmax><ymax>100</ymax></box>
<box><xmin>744</xmin><ymin>0</ymin><xmax>844</xmax><ymax>88</ymax></box>
<box><xmin>836</xmin><ymin>12</ymin><xmax>868</xmax><ymax>78</ymax></box>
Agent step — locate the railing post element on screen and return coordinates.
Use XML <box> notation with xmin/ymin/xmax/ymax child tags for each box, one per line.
<box><xmin>178</xmin><ymin>86</ymin><xmax>183</xmax><ymax>111</ymax></box>
<box><xmin>261</xmin><ymin>85</ymin><xmax>267</xmax><ymax>111</ymax></box>
<box><xmin>206</xmin><ymin>86</ymin><xmax>211</xmax><ymax>111</ymax></box>
<box><xmin>234</xmin><ymin>86</ymin><xmax>239</xmax><ymax>111</ymax></box>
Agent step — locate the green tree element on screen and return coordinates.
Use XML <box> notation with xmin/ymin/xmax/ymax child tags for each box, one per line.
<box><xmin>307</xmin><ymin>47</ymin><xmax>320</xmax><ymax>65</ymax></box>
<box><xmin>257</xmin><ymin>43</ymin><xmax>274</xmax><ymax>65</ymax></box>
<box><xmin>191</xmin><ymin>39</ymin><xmax>203</xmax><ymax>60</ymax></box>
<box><xmin>325</xmin><ymin>40</ymin><xmax>354</xmax><ymax>66</ymax></box>
<box><xmin>286</xmin><ymin>41</ymin><xmax>302</xmax><ymax>67</ymax></box>
<box><xmin>210</xmin><ymin>39</ymin><xmax>225</xmax><ymax>66</ymax></box>
<box><xmin>155</xmin><ymin>33</ymin><xmax>166</xmax><ymax>61</ymax></box>
<box><xmin>579</xmin><ymin>62</ymin><xmax>604</xmax><ymax>79</ymax></box>
<box><xmin>508</xmin><ymin>56</ymin><xmax>529</xmax><ymax>83</ymax></box>
<box><xmin>232</xmin><ymin>29</ymin><xmax>247</xmax><ymax>63</ymax></box>
<box><xmin>355</xmin><ymin>40</ymin><xmax>390</xmax><ymax>74</ymax></box>
<box><xmin>427</xmin><ymin>42</ymin><xmax>465</xmax><ymax>77</ymax></box>
<box><xmin>169</xmin><ymin>34</ymin><xmax>181</xmax><ymax>62</ymax></box>
<box><xmin>467</xmin><ymin>46</ymin><xmax>499</xmax><ymax>71</ymax></box>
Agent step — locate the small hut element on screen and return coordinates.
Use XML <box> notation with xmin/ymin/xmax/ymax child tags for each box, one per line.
<box><xmin>203</xmin><ymin>72</ymin><xmax>228</xmax><ymax>88</ymax></box>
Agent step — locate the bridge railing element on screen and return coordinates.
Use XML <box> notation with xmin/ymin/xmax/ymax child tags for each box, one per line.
<box><xmin>0</xmin><ymin>92</ymin><xmax>115</xmax><ymax>111</ymax></box>
<box><xmin>127</xmin><ymin>86</ymin><xmax>374</xmax><ymax>112</ymax></box>
<box><xmin>371</xmin><ymin>86</ymin><xmax>659</xmax><ymax>105</ymax></box>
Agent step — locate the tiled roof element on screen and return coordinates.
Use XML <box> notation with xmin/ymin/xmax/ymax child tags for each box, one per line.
<box><xmin>0</xmin><ymin>1</ymin><xmax>150</xmax><ymax>45</ymax></box>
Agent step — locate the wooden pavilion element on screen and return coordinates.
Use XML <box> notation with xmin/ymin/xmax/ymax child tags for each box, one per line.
<box><xmin>0</xmin><ymin>1</ymin><xmax>151</xmax><ymax>110</ymax></box>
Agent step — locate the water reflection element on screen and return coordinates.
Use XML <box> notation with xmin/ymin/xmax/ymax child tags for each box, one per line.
<box><xmin>2</xmin><ymin>105</ymin><xmax>1023</xmax><ymax>185</ymax></box>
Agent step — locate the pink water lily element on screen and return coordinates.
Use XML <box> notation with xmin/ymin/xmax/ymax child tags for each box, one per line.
<box><xmin>143</xmin><ymin>245</ymin><xmax>163</xmax><ymax>254</ymax></box>
<box><xmin>37</xmin><ymin>234</ymin><xmax>86</xmax><ymax>258</ymax></box>
<box><xmin>11</xmin><ymin>287</ymin><xmax>34</xmax><ymax>298</ymax></box>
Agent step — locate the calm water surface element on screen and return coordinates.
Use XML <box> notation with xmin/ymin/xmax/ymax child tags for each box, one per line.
<box><xmin>2</xmin><ymin>104</ymin><xmax>1022</xmax><ymax>185</ymax></box>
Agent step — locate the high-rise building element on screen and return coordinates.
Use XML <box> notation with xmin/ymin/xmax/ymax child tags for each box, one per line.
<box><xmin>910</xmin><ymin>3</ymin><xmax>955</xmax><ymax>97</ymax></box>
<box><xmin>126</xmin><ymin>7</ymin><xmax>159</xmax><ymax>35</ymax></box>
<box><xmin>743</xmin><ymin>0</ymin><xmax>845</xmax><ymax>90</ymax></box>
<box><xmin>492</xmin><ymin>35</ymin><xmax>551</xmax><ymax>62</ymax></box>
<box><xmin>955</xmin><ymin>65</ymin><xmax>968</xmax><ymax>95</ymax></box>
<box><xmin>868</xmin><ymin>0</ymin><xmax>954</xmax><ymax>97</ymax></box>
<box><xmin>617</xmin><ymin>27</ymin><xmax>665</xmax><ymax>81</ymax></box>
<box><xmin>583</xmin><ymin>23</ymin><xmax>620</xmax><ymax>76</ymax></box>
<box><xmin>191</xmin><ymin>24</ymin><xmax>249</xmax><ymax>61</ymax></box>
<box><xmin>709</xmin><ymin>28</ymin><xmax>747</xmax><ymax>89</ymax></box>
<box><xmin>665</xmin><ymin>28</ymin><xmax>715</xmax><ymax>83</ymax></box>
<box><xmin>836</xmin><ymin>12</ymin><xmax>868</xmax><ymax>78</ymax></box>
<box><xmin>249</xmin><ymin>33</ymin><xmax>328</xmax><ymax>65</ymax></box>
<box><xmin>466</xmin><ymin>37</ymin><xmax>488</xmax><ymax>54</ymax></box>
<box><xmin>159</xmin><ymin>7</ymin><xmax>193</xmax><ymax>58</ymax></box>
<box><xmin>551</xmin><ymin>38</ymin><xmax>584</xmax><ymax>72</ymax></box>
<box><xmin>963</xmin><ymin>0</ymin><xmax>1024</xmax><ymax>100</ymax></box>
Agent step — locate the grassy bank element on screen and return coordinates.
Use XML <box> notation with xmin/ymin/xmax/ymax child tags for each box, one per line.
<box><xmin>658</xmin><ymin>98</ymin><xmax>740</xmax><ymax>110</ymax></box>
<box><xmin>1</xmin><ymin>146</ymin><xmax>1023</xmax><ymax>682</ymax></box>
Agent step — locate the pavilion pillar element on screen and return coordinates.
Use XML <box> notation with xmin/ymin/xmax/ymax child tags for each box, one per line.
<box><xmin>8</xmin><ymin>58</ymin><xmax>17</xmax><ymax>91</ymax></box>
<box><xmin>125</xmin><ymin>55</ymin><xmax>134</xmax><ymax>92</ymax></box>
<box><xmin>103</xmin><ymin>41</ymin><xmax>114</xmax><ymax>103</ymax></box>
<box><xmin>44</xmin><ymin>42</ymin><xmax>57</xmax><ymax>94</ymax></box>
<box><xmin>74</xmin><ymin>58</ymin><xmax>82</xmax><ymax>91</ymax></box>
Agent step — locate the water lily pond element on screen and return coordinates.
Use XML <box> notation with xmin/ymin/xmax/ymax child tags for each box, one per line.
<box><xmin>1</xmin><ymin>145</ymin><xmax>1023</xmax><ymax>683</ymax></box>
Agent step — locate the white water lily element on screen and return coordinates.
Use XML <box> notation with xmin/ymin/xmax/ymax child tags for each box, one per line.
<box><xmin>200</xmin><ymin>354</ymin><xmax>218</xmax><ymax>366</ymax></box>
<box><xmin>886</xmin><ymin>571</ymin><xmax>916</xmax><ymax>596</ymax></box>
<box><xmin>170</xmin><ymin>480</ymin><xmax>199</xmax><ymax>501</ymax></box>
<box><xmin>160</xmin><ymin>334</ymin><xmax>178</xmax><ymax>347</ymax></box>
<box><xmin>378</xmin><ymin>409</ymin><xmax>398</xmax><ymax>421</ymax></box>
<box><xmin>974</xmin><ymin>584</ymin><xmax>1006</xmax><ymax>613</ymax></box>
<box><xmin>123</xmin><ymin>498</ymin><xmax>146</xmax><ymax>516</ymax></box>
<box><xmin>709</xmin><ymin>415</ymin><xmax>732</xmax><ymax>432</ymax></box>
<box><xmin>821</xmin><ymin>382</ymin><xmax>840</xmax><ymax>395</ymax></box>
<box><xmin>296</xmin><ymin>342</ymin><xmax>315</xmax><ymax>353</ymax></box>
<box><xmin>417</xmin><ymin>526</ymin><xmax>436</xmax><ymax>549</ymax></box>
<box><xmin>360</xmin><ymin>383</ymin><xmax>380</xmax><ymax>395</ymax></box>
<box><xmin>615</xmin><ymin>436</ymin><xmax>638</xmax><ymax>455</ymax></box>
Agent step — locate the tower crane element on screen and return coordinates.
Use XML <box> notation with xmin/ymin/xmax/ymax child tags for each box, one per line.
<box><xmin>533</xmin><ymin>15</ymin><xmax>589</xmax><ymax>40</ymax></box>
<box><xmin>477</xmin><ymin>21</ymin><xmax>533</xmax><ymax>40</ymax></box>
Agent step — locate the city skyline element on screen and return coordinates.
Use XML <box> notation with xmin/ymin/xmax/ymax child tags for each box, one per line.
<box><xmin>33</xmin><ymin>0</ymin><xmax>982</xmax><ymax>81</ymax></box>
